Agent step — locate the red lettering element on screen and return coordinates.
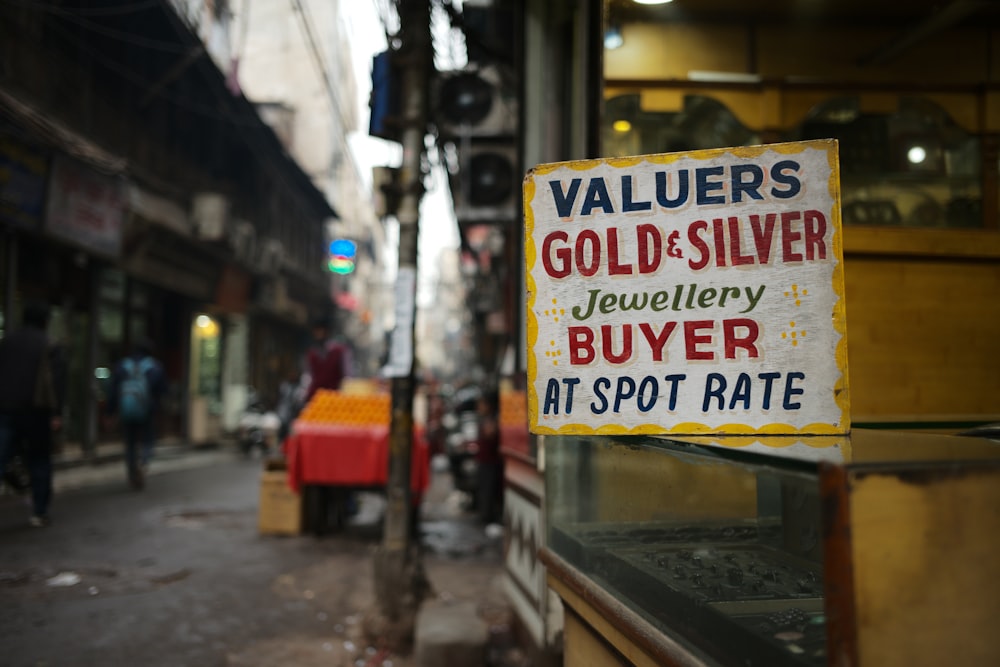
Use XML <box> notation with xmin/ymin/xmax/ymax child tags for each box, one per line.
<box><xmin>606</xmin><ymin>228</ymin><xmax>634</xmax><ymax>275</ymax></box>
<box><xmin>568</xmin><ymin>326</ymin><xmax>595</xmax><ymax>364</ymax></box>
<box><xmin>575</xmin><ymin>229</ymin><xmax>601</xmax><ymax>276</ymax></box>
<box><xmin>687</xmin><ymin>221</ymin><xmax>710</xmax><ymax>270</ymax></box>
<box><xmin>684</xmin><ymin>320</ymin><xmax>715</xmax><ymax>360</ymax></box>
<box><xmin>541</xmin><ymin>231</ymin><xmax>571</xmax><ymax>278</ymax></box>
<box><xmin>712</xmin><ymin>218</ymin><xmax>727</xmax><ymax>267</ymax></box>
<box><xmin>728</xmin><ymin>216</ymin><xmax>755</xmax><ymax>266</ymax></box>
<box><xmin>636</xmin><ymin>224</ymin><xmax>662</xmax><ymax>274</ymax></box>
<box><xmin>601</xmin><ymin>324</ymin><xmax>633</xmax><ymax>364</ymax></box>
<box><xmin>638</xmin><ymin>322</ymin><xmax>678</xmax><ymax>362</ymax></box>
<box><xmin>723</xmin><ymin>318</ymin><xmax>760</xmax><ymax>359</ymax></box>
<box><xmin>749</xmin><ymin>213</ymin><xmax>776</xmax><ymax>264</ymax></box>
<box><xmin>781</xmin><ymin>211</ymin><xmax>803</xmax><ymax>262</ymax></box>
<box><xmin>803</xmin><ymin>210</ymin><xmax>827</xmax><ymax>260</ymax></box>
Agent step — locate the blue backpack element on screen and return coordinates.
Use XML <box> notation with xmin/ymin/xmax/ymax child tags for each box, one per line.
<box><xmin>120</xmin><ymin>357</ymin><xmax>155</xmax><ymax>422</ymax></box>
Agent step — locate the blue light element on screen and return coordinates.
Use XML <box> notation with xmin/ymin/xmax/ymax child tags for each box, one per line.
<box><xmin>329</xmin><ymin>239</ymin><xmax>357</xmax><ymax>257</ymax></box>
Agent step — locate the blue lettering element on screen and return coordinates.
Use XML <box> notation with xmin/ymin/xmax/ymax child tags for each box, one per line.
<box><xmin>549</xmin><ymin>178</ymin><xmax>582</xmax><ymax>218</ymax></box>
<box><xmin>591</xmin><ymin>377</ymin><xmax>611</xmax><ymax>414</ymax></box>
<box><xmin>613</xmin><ymin>377</ymin><xmax>636</xmax><ymax>413</ymax></box>
<box><xmin>543</xmin><ymin>378</ymin><xmax>561</xmax><ymax>415</ymax></box>
<box><xmin>664</xmin><ymin>374</ymin><xmax>686</xmax><ymax>410</ymax></box>
<box><xmin>637</xmin><ymin>376</ymin><xmax>658</xmax><ymax>412</ymax></box>
<box><xmin>581</xmin><ymin>178</ymin><xmax>615</xmax><ymax>216</ymax></box>
<box><xmin>770</xmin><ymin>160</ymin><xmax>801</xmax><ymax>199</ymax></box>
<box><xmin>655</xmin><ymin>170</ymin><xmax>689</xmax><ymax>209</ymax></box>
<box><xmin>731</xmin><ymin>164</ymin><xmax>764</xmax><ymax>202</ymax></box>
<box><xmin>782</xmin><ymin>371</ymin><xmax>805</xmax><ymax>409</ymax></box>
<box><xmin>757</xmin><ymin>372</ymin><xmax>780</xmax><ymax>410</ymax></box>
<box><xmin>562</xmin><ymin>377</ymin><xmax>580</xmax><ymax>414</ymax></box>
<box><xmin>702</xmin><ymin>373</ymin><xmax>726</xmax><ymax>411</ymax></box>
<box><xmin>696</xmin><ymin>166</ymin><xmax>726</xmax><ymax>205</ymax></box>
<box><xmin>728</xmin><ymin>373</ymin><xmax>752</xmax><ymax>409</ymax></box>
<box><xmin>622</xmin><ymin>175</ymin><xmax>652</xmax><ymax>212</ymax></box>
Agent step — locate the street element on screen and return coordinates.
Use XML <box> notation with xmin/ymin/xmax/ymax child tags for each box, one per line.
<box><xmin>0</xmin><ymin>447</ymin><xmax>518</xmax><ymax>667</ymax></box>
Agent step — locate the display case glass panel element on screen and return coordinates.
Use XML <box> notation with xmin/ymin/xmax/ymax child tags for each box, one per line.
<box><xmin>545</xmin><ymin>431</ymin><xmax>1000</xmax><ymax>666</ymax></box>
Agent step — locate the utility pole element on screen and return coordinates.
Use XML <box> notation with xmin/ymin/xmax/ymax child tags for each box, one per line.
<box><xmin>366</xmin><ymin>0</ymin><xmax>432</xmax><ymax>652</ymax></box>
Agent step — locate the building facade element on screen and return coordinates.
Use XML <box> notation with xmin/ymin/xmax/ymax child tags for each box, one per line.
<box><xmin>0</xmin><ymin>0</ymin><xmax>335</xmax><ymax>453</ymax></box>
<box><xmin>496</xmin><ymin>0</ymin><xmax>1000</xmax><ymax>662</ymax></box>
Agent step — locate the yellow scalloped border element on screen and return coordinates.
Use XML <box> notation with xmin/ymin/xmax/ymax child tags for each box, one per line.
<box><xmin>524</xmin><ymin>140</ymin><xmax>850</xmax><ymax>437</ymax></box>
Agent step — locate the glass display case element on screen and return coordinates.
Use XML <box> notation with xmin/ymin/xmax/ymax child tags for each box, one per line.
<box><xmin>542</xmin><ymin>430</ymin><xmax>1000</xmax><ymax>667</ymax></box>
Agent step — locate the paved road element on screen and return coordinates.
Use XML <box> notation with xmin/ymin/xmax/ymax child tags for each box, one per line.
<box><xmin>0</xmin><ymin>449</ymin><xmax>516</xmax><ymax>667</ymax></box>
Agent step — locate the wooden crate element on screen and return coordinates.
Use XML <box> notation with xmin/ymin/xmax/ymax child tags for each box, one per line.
<box><xmin>257</xmin><ymin>470</ymin><xmax>301</xmax><ymax>536</ymax></box>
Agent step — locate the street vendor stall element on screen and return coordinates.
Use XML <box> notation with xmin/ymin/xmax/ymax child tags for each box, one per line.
<box><xmin>285</xmin><ymin>422</ymin><xmax>429</xmax><ymax>493</ymax></box>
<box><xmin>283</xmin><ymin>389</ymin><xmax>429</xmax><ymax>533</ymax></box>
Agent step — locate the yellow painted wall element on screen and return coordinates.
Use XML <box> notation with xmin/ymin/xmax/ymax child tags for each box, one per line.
<box><xmin>848</xmin><ymin>468</ymin><xmax>1000</xmax><ymax>666</ymax></box>
<box><xmin>843</xmin><ymin>254</ymin><xmax>1000</xmax><ymax>422</ymax></box>
<box><xmin>607</xmin><ymin>23</ymin><xmax>993</xmax><ymax>87</ymax></box>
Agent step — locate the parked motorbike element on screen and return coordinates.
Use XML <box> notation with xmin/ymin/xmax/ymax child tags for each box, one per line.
<box><xmin>443</xmin><ymin>385</ymin><xmax>483</xmax><ymax>505</ymax></box>
<box><xmin>237</xmin><ymin>388</ymin><xmax>281</xmax><ymax>458</ymax></box>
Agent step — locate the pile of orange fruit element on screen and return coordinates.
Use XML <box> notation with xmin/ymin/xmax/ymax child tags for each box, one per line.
<box><xmin>297</xmin><ymin>389</ymin><xmax>391</xmax><ymax>426</ymax></box>
<box><xmin>500</xmin><ymin>391</ymin><xmax>527</xmax><ymax>427</ymax></box>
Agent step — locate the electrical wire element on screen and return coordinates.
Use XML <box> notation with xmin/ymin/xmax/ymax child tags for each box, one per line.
<box><xmin>0</xmin><ymin>0</ymin><xmax>194</xmax><ymax>52</ymax></box>
<box><xmin>0</xmin><ymin>0</ymin><xmax>162</xmax><ymax>17</ymax></box>
<box><xmin>44</xmin><ymin>17</ymin><xmax>261</xmax><ymax>126</ymax></box>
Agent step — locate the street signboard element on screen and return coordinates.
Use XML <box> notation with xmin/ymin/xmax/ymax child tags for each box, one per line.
<box><xmin>524</xmin><ymin>140</ymin><xmax>849</xmax><ymax>436</ymax></box>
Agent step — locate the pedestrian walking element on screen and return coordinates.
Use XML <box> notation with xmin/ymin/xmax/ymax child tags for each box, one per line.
<box><xmin>107</xmin><ymin>338</ymin><xmax>166</xmax><ymax>490</ymax></box>
<box><xmin>0</xmin><ymin>300</ymin><xmax>61</xmax><ymax>527</ymax></box>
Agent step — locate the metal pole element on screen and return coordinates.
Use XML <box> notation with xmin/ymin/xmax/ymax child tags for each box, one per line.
<box><xmin>368</xmin><ymin>0</ymin><xmax>431</xmax><ymax>651</ymax></box>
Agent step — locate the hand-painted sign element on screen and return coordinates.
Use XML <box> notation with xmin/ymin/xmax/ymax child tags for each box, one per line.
<box><xmin>524</xmin><ymin>140</ymin><xmax>849</xmax><ymax>436</ymax></box>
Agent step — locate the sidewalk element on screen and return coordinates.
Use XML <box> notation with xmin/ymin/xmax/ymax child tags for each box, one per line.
<box><xmin>52</xmin><ymin>436</ymin><xmax>224</xmax><ymax>469</ymax></box>
<box><xmin>48</xmin><ymin>437</ymin><xmax>236</xmax><ymax>493</ymax></box>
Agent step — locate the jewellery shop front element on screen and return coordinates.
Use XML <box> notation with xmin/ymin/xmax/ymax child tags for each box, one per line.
<box><xmin>523</xmin><ymin>142</ymin><xmax>1000</xmax><ymax>667</ymax></box>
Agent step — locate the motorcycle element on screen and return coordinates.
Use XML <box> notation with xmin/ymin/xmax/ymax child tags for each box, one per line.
<box><xmin>442</xmin><ymin>385</ymin><xmax>483</xmax><ymax>505</ymax></box>
<box><xmin>237</xmin><ymin>388</ymin><xmax>281</xmax><ymax>458</ymax></box>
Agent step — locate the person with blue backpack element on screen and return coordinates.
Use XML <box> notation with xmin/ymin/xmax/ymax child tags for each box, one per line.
<box><xmin>107</xmin><ymin>339</ymin><xmax>166</xmax><ymax>490</ymax></box>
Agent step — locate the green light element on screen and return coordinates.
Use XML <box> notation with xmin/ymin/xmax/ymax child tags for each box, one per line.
<box><xmin>328</xmin><ymin>256</ymin><xmax>355</xmax><ymax>274</ymax></box>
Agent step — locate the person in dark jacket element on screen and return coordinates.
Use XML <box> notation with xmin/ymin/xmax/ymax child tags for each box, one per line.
<box><xmin>106</xmin><ymin>338</ymin><xmax>167</xmax><ymax>490</ymax></box>
<box><xmin>304</xmin><ymin>317</ymin><xmax>352</xmax><ymax>401</ymax></box>
<box><xmin>475</xmin><ymin>388</ymin><xmax>503</xmax><ymax>526</ymax></box>
<box><xmin>0</xmin><ymin>300</ymin><xmax>61</xmax><ymax>526</ymax></box>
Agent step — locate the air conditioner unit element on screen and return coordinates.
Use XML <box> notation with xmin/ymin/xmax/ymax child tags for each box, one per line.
<box><xmin>230</xmin><ymin>220</ymin><xmax>257</xmax><ymax>264</ymax></box>
<box><xmin>257</xmin><ymin>238</ymin><xmax>285</xmax><ymax>275</ymax></box>
<box><xmin>451</xmin><ymin>143</ymin><xmax>518</xmax><ymax>223</ymax></box>
<box><xmin>435</xmin><ymin>65</ymin><xmax>517</xmax><ymax>139</ymax></box>
<box><xmin>191</xmin><ymin>192</ymin><xmax>230</xmax><ymax>240</ymax></box>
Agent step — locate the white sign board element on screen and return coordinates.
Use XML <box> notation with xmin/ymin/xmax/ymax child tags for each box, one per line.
<box><xmin>524</xmin><ymin>140</ymin><xmax>849</xmax><ymax>436</ymax></box>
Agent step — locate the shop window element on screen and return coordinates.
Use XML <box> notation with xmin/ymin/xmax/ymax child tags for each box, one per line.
<box><xmin>603</xmin><ymin>94</ymin><xmax>759</xmax><ymax>158</ymax></box>
<box><xmin>791</xmin><ymin>97</ymin><xmax>982</xmax><ymax>229</ymax></box>
<box><xmin>192</xmin><ymin>314</ymin><xmax>222</xmax><ymax>405</ymax></box>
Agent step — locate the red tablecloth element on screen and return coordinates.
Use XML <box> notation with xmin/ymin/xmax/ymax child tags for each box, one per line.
<box><xmin>284</xmin><ymin>422</ymin><xmax>429</xmax><ymax>495</ymax></box>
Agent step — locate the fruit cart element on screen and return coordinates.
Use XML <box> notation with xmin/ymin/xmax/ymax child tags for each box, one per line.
<box><xmin>283</xmin><ymin>389</ymin><xmax>429</xmax><ymax>534</ymax></box>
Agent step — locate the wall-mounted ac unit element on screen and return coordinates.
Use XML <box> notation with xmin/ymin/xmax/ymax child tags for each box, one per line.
<box><xmin>257</xmin><ymin>238</ymin><xmax>285</xmax><ymax>275</ymax></box>
<box><xmin>191</xmin><ymin>192</ymin><xmax>230</xmax><ymax>240</ymax></box>
<box><xmin>435</xmin><ymin>65</ymin><xmax>517</xmax><ymax>139</ymax></box>
<box><xmin>451</xmin><ymin>143</ymin><xmax>518</xmax><ymax>223</ymax></box>
<box><xmin>230</xmin><ymin>220</ymin><xmax>257</xmax><ymax>264</ymax></box>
